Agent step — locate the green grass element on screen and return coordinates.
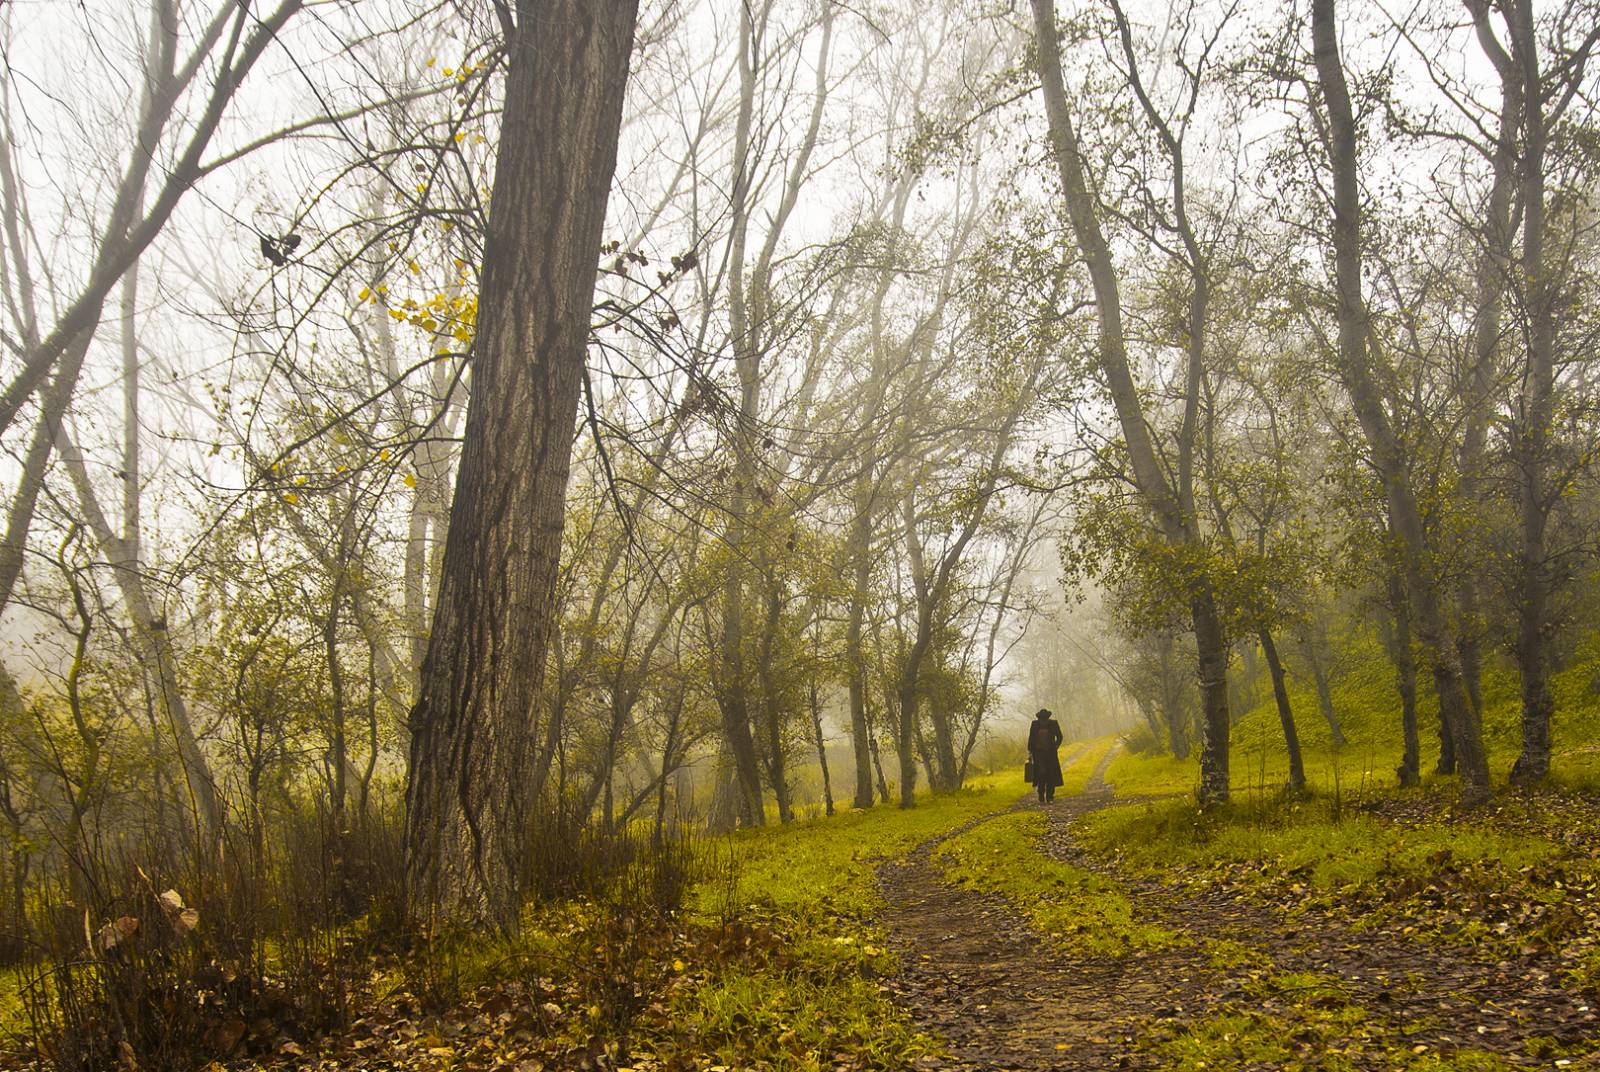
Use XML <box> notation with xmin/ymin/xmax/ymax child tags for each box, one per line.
<box><xmin>693</xmin><ymin>768</ymin><xmax>1028</xmax><ymax>922</ymax></box>
<box><xmin>1106</xmin><ymin>632</ymin><xmax>1600</xmax><ymax>800</ymax></box>
<box><xmin>933</xmin><ymin>810</ymin><xmax>1184</xmax><ymax>957</ymax></box>
<box><xmin>664</xmin><ymin>772</ymin><xmax>1028</xmax><ymax>1069</ymax></box>
<box><xmin>1077</xmin><ymin>795</ymin><xmax>1558</xmax><ymax>893</ymax></box>
<box><xmin>1059</xmin><ymin>735</ymin><xmax>1118</xmax><ymax>796</ymax></box>
<box><xmin>671</xmin><ymin>938</ymin><xmax>934</xmax><ymax>1071</ymax></box>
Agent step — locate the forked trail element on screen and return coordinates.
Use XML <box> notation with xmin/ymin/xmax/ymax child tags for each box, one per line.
<box><xmin>876</xmin><ymin>747</ymin><xmax>1598</xmax><ymax>1071</ymax></box>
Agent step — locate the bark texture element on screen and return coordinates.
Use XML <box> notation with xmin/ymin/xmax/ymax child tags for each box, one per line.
<box><xmin>403</xmin><ymin>0</ymin><xmax>639</xmax><ymax>929</ymax></box>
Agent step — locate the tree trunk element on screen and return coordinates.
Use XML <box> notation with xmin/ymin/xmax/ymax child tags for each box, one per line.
<box><xmin>60</xmin><ymin>431</ymin><xmax>221</xmax><ymax>838</ymax></box>
<box><xmin>756</xmin><ymin>581</ymin><xmax>794</xmax><ymax>822</ymax></box>
<box><xmin>1507</xmin><ymin>0</ymin><xmax>1556</xmax><ymax>786</ymax></box>
<box><xmin>716</xmin><ymin>565</ymin><xmax>767</xmax><ymax>826</ymax></box>
<box><xmin>1380</xmin><ymin>579</ymin><xmax>1422</xmax><ymax>787</ymax></box>
<box><xmin>809</xmin><ymin>629</ymin><xmax>835</xmax><ymax>816</ymax></box>
<box><xmin>870</xmin><ymin>736</ymin><xmax>891</xmax><ymax>804</ymax></box>
<box><xmin>1258</xmin><ymin>629</ymin><xmax>1305</xmax><ymax>791</ymax></box>
<box><xmin>1031</xmin><ymin>0</ymin><xmax>1230</xmax><ymax>804</ymax></box>
<box><xmin>1311</xmin><ymin>0</ymin><xmax>1489</xmax><ymax>803</ymax></box>
<box><xmin>896</xmin><ymin>667</ymin><xmax>922</xmax><ymax>809</ymax></box>
<box><xmin>845</xmin><ymin>529</ymin><xmax>875</xmax><ymax>808</ymax></box>
<box><xmin>403</xmin><ymin>0</ymin><xmax>639</xmax><ymax>930</ymax></box>
<box><xmin>1191</xmin><ymin>592</ymin><xmax>1231</xmax><ymax>803</ymax></box>
<box><xmin>1305</xmin><ymin>643</ymin><xmax>1347</xmax><ymax>748</ymax></box>
<box><xmin>1459</xmin><ymin>0</ymin><xmax>1522</xmax><ymax>778</ymax></box>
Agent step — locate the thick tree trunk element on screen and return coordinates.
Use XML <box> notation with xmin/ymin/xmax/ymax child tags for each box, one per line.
<box><xmin>1312</xmin><ymin>0</ymin><xmax>1489</xmax><ymax>803</ymax></box>
<box><xmin>1458</xmin><ymin>0</ymin><xmax>1523</xmax><ymax>761</ymax></box>
<box><xmin>1031</xmin><ymin>0</ymin><xmax>1229</xmax><ymax>804</ymax></box>
<box><xmin>717</xmin><ymin>560</ymin><xmax>767</xmax><ymax>826</ymax></box>
<box><xmin>896</xmin><ymin>657</ymin><xmax>924</xmax><ymax>809</ymax></box>
<box><xmin>1191</xmin><ymin>592</ymin><xmax>1232</xmax><ymax>804</ymax></box>
<box><xmin>403</xmin><ymin>0</ymin><xmax>639</xmax><ymax>930</ymax></box>
<box><xmin>1259</xmin><ymin>629</ymin><xmax>1305</xmax><ymax>791</ymax></box>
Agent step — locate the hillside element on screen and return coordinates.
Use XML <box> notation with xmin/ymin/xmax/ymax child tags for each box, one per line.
<box><xmin>1107</xmin><ymin>643</ymin><xmax>1600</xmax><ymax>799</ymax></box>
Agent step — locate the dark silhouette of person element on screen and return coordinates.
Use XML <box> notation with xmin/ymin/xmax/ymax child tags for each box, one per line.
<box><xmin>1027</xmin><ymin>708</ymin><xmax>1064</xmax><ymax>802</ymax></box>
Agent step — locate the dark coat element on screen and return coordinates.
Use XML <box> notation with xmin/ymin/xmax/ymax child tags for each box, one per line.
<box><xmin>1027</xmin><ymin>717</ymin><xmax>1064</xmax><ymax>789</ymax></box>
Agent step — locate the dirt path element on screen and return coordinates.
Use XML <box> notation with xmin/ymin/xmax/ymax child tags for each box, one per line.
<box><xmin>877</xmin><ymin>747</ymin><xmax>1599</xmax><ymax>1071</ymax></box>
<box><xmin>878</xmin><ymin>746</ymin><xmax>1211</xmax><ymax>1070</ymax></box>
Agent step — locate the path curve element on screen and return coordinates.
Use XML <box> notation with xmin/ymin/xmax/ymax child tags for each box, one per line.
<box><xmin>878</xmin><ymin>743</ymin><xmax>1599</xmax><ymax>1070</ymax></box>
<box><xmin>877</xmin><ymin>744</ymin><xmax>1208</xmax><ymax>1070</ymax></box>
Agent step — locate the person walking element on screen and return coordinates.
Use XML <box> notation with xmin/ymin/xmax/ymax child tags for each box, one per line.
<box><xmin>1026</xmin><ymin>708</ymin><xmax>1064</xmax><ymax>803</ymax></box>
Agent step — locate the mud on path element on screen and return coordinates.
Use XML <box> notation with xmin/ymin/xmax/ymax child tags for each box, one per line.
<box><xmin>877</xmin><ymin>747</ymin><xmax>1600</xmax><ymax>1071</ymax></box>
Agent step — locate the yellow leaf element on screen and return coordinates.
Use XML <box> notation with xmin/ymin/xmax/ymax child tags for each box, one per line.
<box><xmin>404</xmin><ymin>473</ymin><xmax>417</xmax><ymax>489</ymax></box>
<box><xmin>357</xmin><ymin>287</ymin><xmax>370</xmax><ymax>301</ymax></box>
<box><xmin>672</xmin><ymin>959</ymin><xmax>685</xmax><ymax>972</ymax></box>
<box><xmin>282</xmin><ymin>493</ymin><xmax>299</xmax><ymax>505</ymax></box>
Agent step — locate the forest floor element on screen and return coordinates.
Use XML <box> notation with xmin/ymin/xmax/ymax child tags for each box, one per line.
<box><xmin>15</xmin><ymin>738</ymin><xmax>1600</xmax><ymax>1072</ymax></box>
<box><xmin>876</xmin><ymin>745</ymin><xmax>1600</xmax><ymax>1072</ymax></box>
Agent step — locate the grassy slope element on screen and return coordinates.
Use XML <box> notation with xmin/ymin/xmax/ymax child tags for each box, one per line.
<box><xmin>1105</xmin><ymin>634</ymin><xmax>1600</xmax><ymax>800</ymax></box>
<box><xmin>1084</xmin><ymin>642</ymin><xmax>1600</xmax><ymax>1016</ymax></box>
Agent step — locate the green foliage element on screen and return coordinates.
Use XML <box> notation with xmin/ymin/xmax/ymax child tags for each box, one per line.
<box><xmin>1106</xmin><ymin>629</ymin><xmax>1600</xmax><ymax>798</ymax></box>
<box><xmin>934</xmin><ymin>810</ymin><xmax>1185</xmax><ymax>957</ymax></box>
